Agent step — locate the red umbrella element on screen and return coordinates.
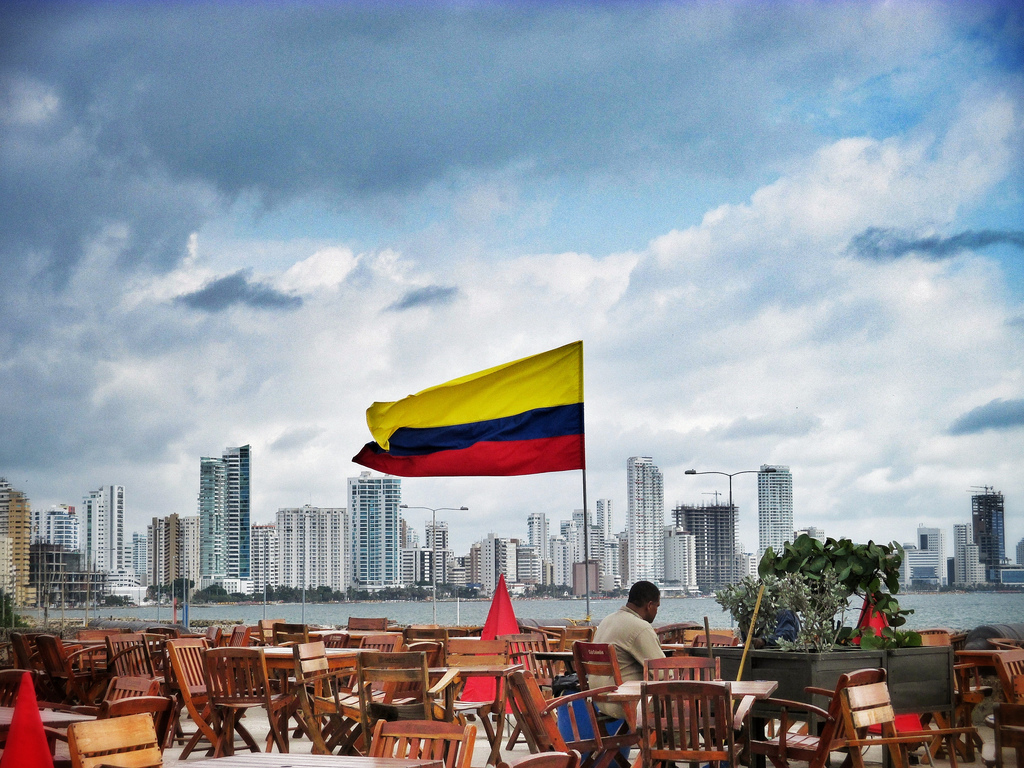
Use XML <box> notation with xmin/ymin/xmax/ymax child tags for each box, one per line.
<box><xmin>460</xmin><ymin>574</ymin><xmax>519</xmax><ymax>703</ymax></box>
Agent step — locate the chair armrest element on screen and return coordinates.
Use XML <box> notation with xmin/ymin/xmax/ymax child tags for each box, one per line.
<box><xmin>763</xmin><ymin>697</ymin><xmax>831</xmax><ymax>721</ymax></box>
<box><xmin>804</xmin><ymin>686</ymin><xmax>834</xmax><ymax>699</ymax></box>
<box><xmin>429</xmin><ymin>668</ymin><xmax>462</xmax><ymax>695</ymax></box>
<box><xmin>540</xmin><ymin>684</ymin><xmax>620</xmax><ymax>714</ymax></box>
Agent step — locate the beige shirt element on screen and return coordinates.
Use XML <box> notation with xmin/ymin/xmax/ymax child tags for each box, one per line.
<box><xmin>589</xmin><ymin>605</ymin><xmax>665</xmax><ymax>718</ymax></box>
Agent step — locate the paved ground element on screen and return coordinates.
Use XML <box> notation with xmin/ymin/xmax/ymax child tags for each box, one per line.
<box><xmin>163</xmin><ymin>709</ymin><xmax>1012</xmax><ymax>767</ymax></box>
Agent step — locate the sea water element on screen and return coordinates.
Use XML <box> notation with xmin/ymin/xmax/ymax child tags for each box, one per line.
<box><xmin>35</xmin><ymin>591</ymin><xmax>1024</xmax><ymax>631</ymax></box>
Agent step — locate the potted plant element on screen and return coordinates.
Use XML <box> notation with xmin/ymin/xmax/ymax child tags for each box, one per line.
<box><xmin>714</xmin><ymin>535</ymin><xmax>952</xmax><ymax>721</ymax></box>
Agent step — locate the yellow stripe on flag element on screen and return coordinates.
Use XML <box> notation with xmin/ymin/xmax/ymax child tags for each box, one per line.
<box><xmin>367</xmin><ymin>341</ymin><xmax>583</xmax><ymax>450</ymax></box>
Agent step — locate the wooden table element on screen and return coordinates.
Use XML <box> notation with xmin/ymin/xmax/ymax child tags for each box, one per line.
<box><xmin>0</xmin><ymin>706</ymin><xmax>94</xmax><ymax>730</ymax></box>
<box><xmin>191</xmin><ymin>754</ymin><xmax>442</xmax><ymax>768</ymax></box>
<box><xmin>261</xmin><ymin>646</ymin><xmax>359</xmax><ymax>673</ymax></box>
<box><xmin>533</xmin><ymin>650</ymin><xmax>574</xmax><ymax>674</ymax></box>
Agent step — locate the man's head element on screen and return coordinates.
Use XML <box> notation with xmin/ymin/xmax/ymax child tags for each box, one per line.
<box><xmin>626</xmin><ymin>580</ymin><xmax>661</xmax><ymax>623</ymax></box>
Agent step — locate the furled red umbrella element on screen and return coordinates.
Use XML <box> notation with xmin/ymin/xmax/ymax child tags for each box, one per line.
<box><xmin>0</xmin><ymin>671</ymin><xmax>54</xmax><ymax>768</ymax></box>
<box><xmin>460</xmin><ymin>573</ymin><xmax>519</xmax><ymax>703</ymax></box>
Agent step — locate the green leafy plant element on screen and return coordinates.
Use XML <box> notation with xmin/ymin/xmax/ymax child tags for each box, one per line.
<box><xmin>715</xmin><ymin>575</ymin><xmax>785</xmax><ymax>640</ymax></box>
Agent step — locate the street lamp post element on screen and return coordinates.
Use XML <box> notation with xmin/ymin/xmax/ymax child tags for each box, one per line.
<box><xmin>399</xmin><ymin>504</ymin><xmax>468</xmax><ymax>625</ymax></box>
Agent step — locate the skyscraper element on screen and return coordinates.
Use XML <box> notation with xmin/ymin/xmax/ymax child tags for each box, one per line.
<box><xmin>972</xmin><ymin>487</ymin><xmax>1005</xmax><ymax>581</ymax></box>
<box><xmin>198</xmin><ymin>445</ymin><xmax>251</xmax><ymax>587</ymax></box>
<box><xmin>627</xmin><ymin>456</ymin><xmax>664</xmax><ymax>584</ymax></box>
<box><xmin>673</xmin><ymin>502</ymin><xmax>737</xmax><ymax>592</ymax></box>
<box><xmin>758</xmin><ymin>465</ymin><xmax>793</xmax><ymax>559</ymax></box>
<box><xmin>348</xmin><ymin>471</ymin><xmax>401</xmax><ymax>590</ymax></box>
<box><xmin>278</xmin><ymin>505</ymin><xmax>348</xmax><ymax>592</ymax></box>
<box><xmin>527</xmin><ymin>512</ymin><xmax>549</xmax><ymax>561</ymax></box>
<box><xmin>250</xmin><ymin>523</ymin><xmax>279</xmax><ymax>594</ymax></box>
<box><xmin>81</xmin><ymin>485</ymin><xmax>124</xmax><ymax>573</ymax></box>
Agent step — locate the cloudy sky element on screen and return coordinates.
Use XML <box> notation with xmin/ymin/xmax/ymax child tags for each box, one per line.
<box><xmin>2</xmin><ymin>2</ymin><xmax>1022</xmax><ymax>558</ymax></box>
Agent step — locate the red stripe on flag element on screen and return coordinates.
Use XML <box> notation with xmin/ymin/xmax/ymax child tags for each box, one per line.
<box><xmin>353</xmin><ymin>434</ymin><xmax>585</xmax><ymax>477</ymax></box>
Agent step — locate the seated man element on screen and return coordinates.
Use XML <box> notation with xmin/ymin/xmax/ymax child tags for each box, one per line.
<box><xmin>590</xmin><ymin>580</ymin><xmax>665</xmax><ymax>719</ymax></box>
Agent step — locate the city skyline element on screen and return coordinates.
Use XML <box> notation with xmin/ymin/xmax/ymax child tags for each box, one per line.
<box><xmin>1</xmin><ymin>4</ymin><xmax>1021</xmax><ymax>557</ymax></box>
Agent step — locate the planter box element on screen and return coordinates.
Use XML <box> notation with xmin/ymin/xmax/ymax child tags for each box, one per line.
<box><xmin>713</xmin><ymin>645</ymin><xmax>954</xmax><ymax>726</ymax></box>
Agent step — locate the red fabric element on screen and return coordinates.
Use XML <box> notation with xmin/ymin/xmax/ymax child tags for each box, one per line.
<box><xmin>460</xmin><ymin>574</ymin><xmax>519</xmax><ymax>704</ymax></box>
<box><xmin>851</xmin><ymin>595</ymin><xmax>889</xmax><ymax>645</ymax></box>
<box><xmin>0</xmin><ymin>671</ymin><xmax>54</xmax><ymax>768</ymax></box>
<box><xmin>353</xmin><ymin>434</ymin><xmax>586</xmax><ymax>477</ymax></box>
<box><xmin>868</xmin><ymin>713</ymin><xmax>924</xmax><ymax>734</ymax></box>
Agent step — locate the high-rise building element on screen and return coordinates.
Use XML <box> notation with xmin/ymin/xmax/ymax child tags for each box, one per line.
<box><xmin>758</xmin><ymin>465</ymin><xmax>793</xmax><ymax>559</ymax></box>
<box><xmin>81</xmin><ymin>486</ymin><xmax>124</xmax><ymax>574</ymax></box>
<box><xmin>550</xmin><ymin>535</ymin><xmax>571</xmax><ymax>587</ymax></box>
<box><xmin>31</xmin><ymin>505</ymin><xmax>80</xmax><ymax>551</ymax></box>
<box><xmin>198</xmin><ymin>445</ymin><xmax>251</xmax><ymax>587</ymax></box>
<box><xmin>972</xmin><ymin>487</ymin><xmax>1005</xmax><ymax>581</ymax></box>
<box><xmin>627</xmin><ymin>456</ymin><xmax>664</xmax><ymax>584</ymax></box>
<box><xmin>901</xmin><ymin>525</ymin><xmax>945</xmax><ymax>588</ymax></box>
<box><xmin>794</xmin><ymin>526</ymin><xmax>825</xmax><ymax>543</ymax></box>
<box><xmin>480</xmin><ymin>533</ymin><xmax>516</xmax><ymax>594</ymax></box>
<box><xmin>673</xmin><ymin>502</ymin><xmax>737</xmax><ymax>592</ymax></box>
<box><xmin>250</xmin><ymin>524</ymin><xmax>279</xmax><ymax>594</ymax></box>
<box><xmin>527</xmin><ymin>513</ymin><xmax>549</xmax><ymax>561</ymax></box>
<box><xmin>952</xmin><ymin>523</ymin><xmax>986</xmax><ymax>586</ymax></box>
<box><xmin>1017</xmin><ymin>537</ymin><xmax>1024</xmax><ymax>566</ymax></box>
<box><xmin>131</xmin><ymin>532</ymin><xmax>148</xmax><ymax>587</ymax></box>
<box><xmin>516</xmin><ymin>544</ymin><xmax>543</xmax><ymax>586</ymax></box>
<box><xmin>663</xmin><ymin>526</ymin><xmax>697</xmax><ymax>592</ymax></box>
<box><xmin>278</xmin><ymin>506</ymin><xmax>348</xmax><ymax>592</ymax></box>
<box><xmin>0</xmin><ymin>479</ymin><xmax>32</xmax><ymax>604</ymax></box>
<box><xmin>348</xmin><ymin>472</ymin><xmax>401</xmax><ymax>590</ymax></box>
<box><xmin>147</xmin><ymin>514</ymin><xmax>200</xmax><ymax>590</ymax></box>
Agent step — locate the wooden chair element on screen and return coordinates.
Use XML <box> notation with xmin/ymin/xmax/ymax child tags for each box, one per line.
<box><xmin>370</xmin><ymin>718</ymin><xmax>476</xmax><ymax>768</ymax></box>
<box><xmin>273</xmin><ymin>622</ymin><xmax>310</xmax><ymax>646</ymax></box>
<box><xmin>291</xmin><ymin>641</ymin><xmax>359</xmax><ymax>755</ymax></box>
<box><xmin>68</xmin><ymin>712</ymin><xmax>162</xmax><ymax>768</ymax></box>
<box><xmin>0</xmin><ymin>668</ymin><xmax>32</xmax><ymax>705</ymax></box>
<box><xmin>554</xmin><ymin>626</ymin><xmax>594</xmax><ymax>651</ymax></box>
<box><xmin>993</xmin><ymin>650</ymin><xmax>1024</xmax><ymax>703</ymax></box>
<box><xmin>349</xmin><ymin>616</ymin><xmax>389</xmax><ymax>631</ymax></box>
<box><xmin>506</xmin><ymin>668</ymin><xmax>636</xmax><ymax>768</ymax></box>
<box><xmin>994</xmin><ymin>702</ymin><xmax>1024</xmax><ymax>768</ymax></box>
<box><xmin>36</xmin><ymin>634</ymin><xmax>107</xmax><ymax>705</ymax></box>
<box><xmin>11</xmin><ymin>632</ymin><xmax>44</xmax><ymax>671</ymax></box>
<box><xmin>447</xmin><ymin>637</ymin><xmax>510</xmax><ymax>755</ymax></box>
<box><xmin>253</xmin><ymin>619</ymin><xmax>280</xmax><ymax>646</ymax></box>
<box><xmin>203</xmin><ymin>647</ymin><xmax>292</xmax><ymax>755</ymax></box>
<box><xmin>204</xmin><ymin>626</ymin><xmax>223</xmax><ymax>647</ymax></box>
<box><xmin>640</xmin><ymin>680</ymin><xmax>739</xmax><ymax>768</ymax></box>
<box><xmin>76</xmin><ymin>629</ymin><xmax>125</xmax><ymax>642</ymax></box>
<box><xmin>989</xmin><ymin>638</ymin><xmax>1024</xmax><ymax>651</ymax></box>
<box><xmin>103</xmin><ymin>675</ymin><xmax>162</xmax><ymax>703</ymax></box>
<box><xmin>498</xmin><ymin>752</ymin><xmax>580</xmax><ymax>768</ymax></box>
<box><xmin>141</xmin><ymin>634</ymin><xmax>169</xmax><ymax>677</ymax></box>
<box><xmin>360</xmin><ymin>633</ymin><xmax>404</xmax><ymax>653</ymax></box>
<box><xmin>99</xmin><ymin>695</ymin><xmax>176</xmax><ymax>752</ymax></box>
<box><xmin>320</xmin><ymin>632</ymin><xmax>352</xmax><ymax>649</ymax></box>
<box><xmin>225</xmin><ymin>625</ymin><xmax>253</xmax><ymax>647</ymax></box>
<box><xmin>106</xmin><ymin>633</ymin><xmax>156</xmax><ymax>679</ymax></box>
<box><xmin>166</xmin><ymin>638</ymin><xmax>238</xmax><ymax>758</ymax></box>
<box><xmin>143</xmin><ymin>626</ymin><xmax>179</xmax><ymax>639</ymax></box>
<box><xmin>499</xmin><ymin>633</ymin><xmax>553</xmax><ymax>749</ymax></box>
<box><xmin>748</xmin><ymin>668</ymin><xmax>886</xmax><ymax>768</ymax></box>
<box><xmin>838</xmin><ymin>678</ymin><xmax>975</xmax><ymax>768</ymax></box>
<box><xmin>644</xmin><ymin>654</ymin><xmax>720</xmax><ymax>681</ymax></box>
<box><xmin>405</xmin><ymin>626</ymin><xmax>449</xmax><ymax>644</ymax></box>
<box><xmin>355</xmin><ymin>650</ymin><xmax>442</xmax><ymax>751</ymax></box>
<box><xmin>691</xmin><ymin>632</ymin><xmax>740</xmax><ymax>648</ymax></box>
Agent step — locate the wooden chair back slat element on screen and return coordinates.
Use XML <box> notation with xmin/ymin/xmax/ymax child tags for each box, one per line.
<box><xmin>995</xmin><ymin>651</ymin><xmax>1024</xmax><ymax>703</ymax></box>
<box><xmin>573</xmin><ymin>641</ymin><xmax>622</xmax><ymax>690</ymax></box>
<box><xmin>106</xmin><ymin>633</ymin><xmax>156</xmax><ymax>679</ymax></box>
<box><xmin>554</xmin><ymin>626</ymin><xmax>594</xmax><ymax>651</ymax></box>
<box><xmin>640</xmin><ymin>680</ymin><xmax>736</xmax><ymax>766</ymax></box>
<box><xmin>69</xmin><ymin>712</ymin><xmax>162</xmax><ymax>768</ymax></box>
<box><xmin>272</xmin><ymin>622</ymin><xmax>309</xmax><ymax>646</ymax></box>
<box><xmin>370</xmin><ymin>718</ymin><xmax>476</xmax><ymax>768</ymax></box>
<box><xmin>225</xmin><ymin>625</ymin><xmax>252</xmax><ymax>647</ymax></box>
<box><xmin>644</xmin><ymin>654</ymin><xmax>721</xmax><ymax>681</ymax></box>
<box><xmin>104</xmin><ymin>676</ymin><xmax>162</xmax><ymax>702</ymax></box>
<box><xmin>359</xmin><ymin>633</ymin><xmax>404</xmax><ymax>653</ymax></box>
<box><xmin>348</xmin><ymin>616</ymin><xmax>389</xmax><ymax>631</ymax></box>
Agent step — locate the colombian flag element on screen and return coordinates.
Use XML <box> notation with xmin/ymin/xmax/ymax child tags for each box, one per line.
<box><xmin>352</xmin><ymin>341</ymin><xmax>585</xmax><ymax>477</ymax></box>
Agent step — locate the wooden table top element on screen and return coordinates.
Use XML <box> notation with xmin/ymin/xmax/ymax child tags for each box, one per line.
<box><xmin>0</xmin><ymin>706</ymin><xmax>94</xmax><ymax>728</ymax></box>
<box><xmin>191</xmin><ymin>755</ymin><xmax>442</xmax><ymax>768</ymax></box>
<box><xmin>601</xmin><ymin>679</ymin><xmax>778</xmax><ymax>702</ymax></box>
<box><xmin>260</xmin><ymin>646</ymin><xmax>358</xmax><ymax>671</ymax></box>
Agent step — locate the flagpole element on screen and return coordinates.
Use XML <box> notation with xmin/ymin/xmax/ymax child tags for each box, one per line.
<box><xmin>582</xmin><ymin>467</ymin><xmax>591</xmax><ymax>622</ymax></box>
